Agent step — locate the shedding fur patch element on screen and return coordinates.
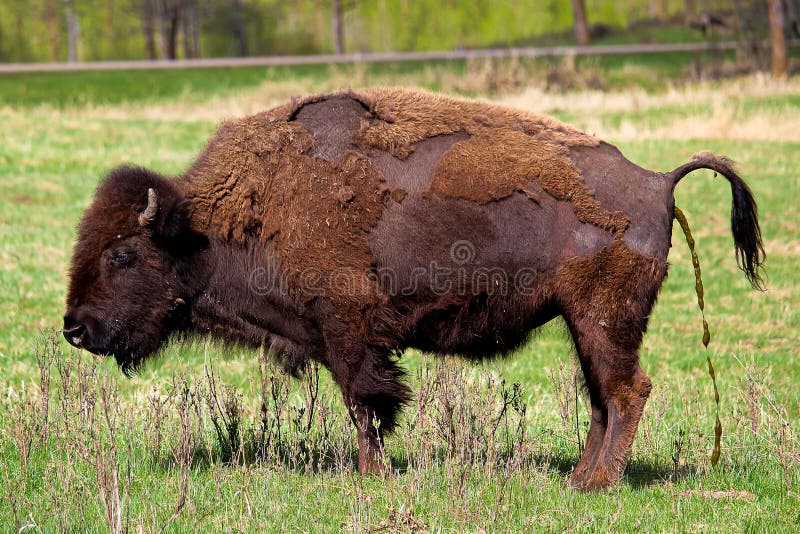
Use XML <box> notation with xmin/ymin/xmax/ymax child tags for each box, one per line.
<box><xmin>184</xmin><ymin>88</ymin><xmax>632</xmax><ymax>314</ymax></box>
<box><xmin>351</xmin><ymin>88</ymin><xmax>627</xmax><ymax>236</ymax></box>
<box><xmin>185</xmin><ymin>112</ymin><xmax>386</xmax><ymax>312</ymax></box>
<box><xmin>352</xmin><ymin>87</ymin><xmax>599</xmax><ymax>151</ymax></box>
<box><xmin>255</xmin><ymin>88</ymin><xmax>626</xmax><ymax>234</ymax></box>
<box><xmin>427</xmin><ymin>129</ymin><xmax>629</xmax><ymax>234</ymax></box>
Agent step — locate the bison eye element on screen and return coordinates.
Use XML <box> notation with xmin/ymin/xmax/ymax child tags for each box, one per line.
<box><xmin>110</xmin><ymin>249</ymin><xmax>136</xmax><ymax>268</ymax></box>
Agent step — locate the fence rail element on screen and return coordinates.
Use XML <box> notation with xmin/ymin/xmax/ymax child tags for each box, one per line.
<box><xmin>1</xmin><ymin>40</ymin><xmax>797</xmax><ymax>73</ymax></box>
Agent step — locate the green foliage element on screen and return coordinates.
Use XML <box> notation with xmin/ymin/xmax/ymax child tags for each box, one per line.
<box><xmin>355</xmin><ymin>0</ymin><xmax>573</xmax><ymax>51</ymax></box>
<box><xmin>0</xmin><ymin>0</ymin><xmax>766</xmax><ymax>63</ymax></box>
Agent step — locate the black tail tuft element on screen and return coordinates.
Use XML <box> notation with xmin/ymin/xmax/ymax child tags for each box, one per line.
<box><xmin>729</xmin><ymin>170</ymin><xmax>765</xmax><ymax>289</ymax></box>
<box><xmin>670</xmin><ymin>152</ymin><xmax>765</xmax><ymax>289</ymax></box>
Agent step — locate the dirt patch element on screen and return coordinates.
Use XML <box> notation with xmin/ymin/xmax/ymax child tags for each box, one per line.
<box><xmin>11</xmin><ymin>193</ymin><xmax>33</xmax><ymax>204</ymax></box>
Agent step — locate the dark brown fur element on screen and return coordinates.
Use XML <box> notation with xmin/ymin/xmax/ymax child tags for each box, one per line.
<box><xmin>64</xmin><ymin>88</ymin><xmax>764</xmax><ymax>490</ymax></box>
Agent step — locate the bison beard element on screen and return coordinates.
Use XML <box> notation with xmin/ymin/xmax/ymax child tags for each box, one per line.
<box><xmin>64</xmin><ymin>88</ymin><xmax>764</xmax><ymax>490</ymax></box>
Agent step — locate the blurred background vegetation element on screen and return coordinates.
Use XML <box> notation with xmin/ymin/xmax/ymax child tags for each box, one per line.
<box><xmin>1</xmin><ymin>0</ymin><xmax>797</xmax><ymax>63</ymax></box>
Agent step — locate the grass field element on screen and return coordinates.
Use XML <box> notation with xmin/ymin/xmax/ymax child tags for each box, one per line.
<box><xmin>0</xmin><ymin>48</ymin><xmax>775</xmax><ymax>107</ymax></box>
<box><xmin>1</xmin><ymin>61</ymin><xmax>799</xmax><ymax>532</ymax></box>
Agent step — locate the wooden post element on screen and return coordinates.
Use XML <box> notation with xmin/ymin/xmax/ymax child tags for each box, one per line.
<box><xmin>767</xmin><ymin>0</ymin><xmax>788</xmax><ymax>77</ymax></box>
<box><xmin>571</xmin><ymin>0</ymin><xmax>591</xmax><ymax>46</ymax></box>
<box><xmin>64</xmin><ymin>0</ymin><xmax>79</xmax><ymax>62</ymax></box>
<box><xmin>332</xmin><ymin>0</ymin><xmax>345</xmax><ymax>54</ymax></box>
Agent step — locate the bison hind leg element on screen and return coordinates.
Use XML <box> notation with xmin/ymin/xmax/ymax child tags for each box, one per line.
<box><xmin>563</xmin><ymin>311</ymin><xmax>654</xmax><ymax>491</ymax></box>
<box><xmin>556</xmin><ymin>243</ymin><xmax>666</xmax><ymax>490</ymax></box>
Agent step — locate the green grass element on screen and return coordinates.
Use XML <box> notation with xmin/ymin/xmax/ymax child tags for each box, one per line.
<box><xmin>0</xmin><ymin>66</ymin><xmax>798</xmax><ymax>532</ymax></box>
<box><xmin>1</xmin><ymin>48</ymin><xmax>781</xmax><ymax>107</ymax></box>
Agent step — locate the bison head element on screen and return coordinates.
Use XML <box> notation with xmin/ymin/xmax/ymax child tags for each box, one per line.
<box><xmin>63</xmin><ymin>166</ymin><xmax>207</xmax><ymax>373</ymax></box>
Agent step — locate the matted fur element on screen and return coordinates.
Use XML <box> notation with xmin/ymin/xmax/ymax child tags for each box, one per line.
<box><xmin>184</xmin><ymin>113</ymin><xmax>387</xmax><ymax>313</ymax></box>
<box><xmin>428</xmin><ymin>129</ymin><xmax>629</xmax><ymax>235</ymax></box>
<box><xmin>351</xmin><ymin>87</ymin><xmax>599</xmax><ymax>150</ymax></box>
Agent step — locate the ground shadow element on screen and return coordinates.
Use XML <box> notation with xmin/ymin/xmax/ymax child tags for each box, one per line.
<box><xmin>152</xmin><ymin>433</ymin><xmax>697</xmax><ymax>490</ymax></box>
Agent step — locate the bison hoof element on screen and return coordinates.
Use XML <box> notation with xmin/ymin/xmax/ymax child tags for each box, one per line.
<box><xmin>358</xmin><ymin>457</ymin><xmax>390</xmax><ymax>477</ymax></box>
<box><xmin>567</xmin><ymin>468</ymin><xmax>619</xmax><ymax>492</ymax></box>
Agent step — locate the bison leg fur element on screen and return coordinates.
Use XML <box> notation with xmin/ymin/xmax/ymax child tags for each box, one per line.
<box><xmin>571</xmin><ymin>401</ymin><xmax>608</xmax><ymax>485</ymax></box>
<box><xmin>565</xmin><ymin>314</ymin><xmax>653</xmax><ymax>491</ymax></box>
<box><xmin>329</xmin><ymin>346</ymin><xmax>412</xmax><ymax>476</ymax></box>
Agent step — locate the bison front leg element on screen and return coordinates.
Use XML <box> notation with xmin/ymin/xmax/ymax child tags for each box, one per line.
<box><xmin>347</xmin><ymin>394</ymin><xmax>400</xmax><ymax>476</ymax></box>
<box><xmin>564</xmin><ymin>314</ymin><xmax>653</xmax><ymax>491</ymax></box>
<box><xmin>344</xmin><ymin>397</ymin><xmax>385</xmax><ymax>475</ymax></box>
<box><xmin>329</xmin><ymin>347</ymin><xmax>412</xmax><ymax>476</ymax></box>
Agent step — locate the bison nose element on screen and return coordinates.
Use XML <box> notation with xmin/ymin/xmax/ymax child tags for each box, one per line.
<box><xmin>62</xmin><ymin>316</ymin><xmax>86</xmax><ymax>348</ymax></box>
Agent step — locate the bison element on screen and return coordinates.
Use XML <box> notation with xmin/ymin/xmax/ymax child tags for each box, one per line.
<box><xmin>63</xmin><ymin>88</ymin><xmax>764</xmax><ymax>490</ymax></box>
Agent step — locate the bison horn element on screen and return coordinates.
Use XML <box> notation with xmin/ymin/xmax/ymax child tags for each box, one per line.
<box><xmin>138</xmin><ymin>188</ymin><xmax>158</xmax><ymax>227</ymax></box>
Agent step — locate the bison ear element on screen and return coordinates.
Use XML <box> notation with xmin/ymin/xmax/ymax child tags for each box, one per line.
<box><xmin>162</xmin><ymin>199</ymin><xmax>192</xmax><ymax>240</ymax></box>
<box><xmin>156</xmin><ymin>199</ymin><xmax>208</xmax><ymax>254</ymax></box>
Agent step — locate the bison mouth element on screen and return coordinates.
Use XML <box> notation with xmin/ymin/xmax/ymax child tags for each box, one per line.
<box><xmin>62</xmin><ymin>315</ymin><xmax>160</xmax><ymax>376</ymax></box>
<box><xmin>63</xmin><ymin>316</ymin><xmax>114</xmax><ymax>356</ymax></box>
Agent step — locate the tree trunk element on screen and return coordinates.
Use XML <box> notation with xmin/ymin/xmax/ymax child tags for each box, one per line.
<box><xmin>166</xmin><ymin>0</ymin><xmax>180</xmax><ymax>60</ymax></box>
<box><xmin>232</xmin><ymin>0</ymin><xmax>248</xmax><ymax>57</ymax></box>
<box><xmin>649</xmin><ymin>0</ymin><xmax>666</xmax><ymax>18</ymax></box>
<box><xmin>767</xmin><ymin>0</ymin><xmax>788</xmax><ymax>77</ymax></box>
<box><xmin>191</xmin><ymin>8</ymin><xmax>200</xmax><ymax>58</ymax></box>
<box><xmin>684</xmin><ymin>0</ymin><xmax>698</xmax><ymax>23</ymax></box>
<box><xmin>786</xmin><ymin>0</ymin><xmax>800</xmax><ymax>39</ymax></box>
<box><xmin>64</xmin><ymin>0</ymin><xmax>80</xmax><ymax>62</ymax></box>
<box><xmin>13</xmin><ymin>0</ymin><xmax>26</xmax><ymax>61</ymax></box>
<box><xmin>45</xmin><ymin>0</ymin><xmax>62</xmax><ymax>61</ymax></box>
<box><xmin>157</xmin><ymin>0</ymin><xmax>181</xmax><ymax>59</ymax></box>
<box><xmin>571</xmin><ymin>0</ymin><xmax>591</xmax><ymax>46</ymax></box>
<box><xmin>156</xmin><ymin>0</ymin><xmax>168</xmax><ymax>58</ymax></box>
<box><xmin>105</xmin><ymin>0</ymin><xmax>114</xmax><ymax>58</ymax></box>
<box><xmin>314</xmin><ymin>0</ymin><xmax>325</xmax><ymax>51</ymax></box>
<box><xmin>332</xmin><ymin>0</ymin><xmax>345</xmax><ymax>54</ymax></box>
<box><xmin>182</xmin><ymin>0</ymin><xmax>199</xmax><ymax>58</ymax></box>
<box><xmin>141</xmin><ymin>0</ymin><xmax>157</xmax><ymax>60</ymax></box>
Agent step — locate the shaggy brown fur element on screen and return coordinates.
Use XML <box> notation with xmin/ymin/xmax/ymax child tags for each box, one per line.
<box><xmin>185</xmin><ymin>109</ymin><xmax>387</xmax><ymax>313</ymax></box>
<box><xmin>273</xmin><ymin>89</ymin><xmax>625</xmax><ymax>234</ymax></box>
<box><xmin>64</xmin><ymin>88</ymin><xmax>764</xmax><ymax>491</ymax></box>
<box><xmin>351</xmin><ymin>87</ymin><xmax>599</xmax><ymax>151</ymax></box>
<box><xmin>427</xmin><ymin>129</ymin><xmax>629</xmax><ymax>235</ymax></box>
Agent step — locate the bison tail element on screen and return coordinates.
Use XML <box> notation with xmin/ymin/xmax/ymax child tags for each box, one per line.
<box><xmin>668</xmin><ymin>151</ymin><xmax>765</xmax><ymax>290</ymax></box>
